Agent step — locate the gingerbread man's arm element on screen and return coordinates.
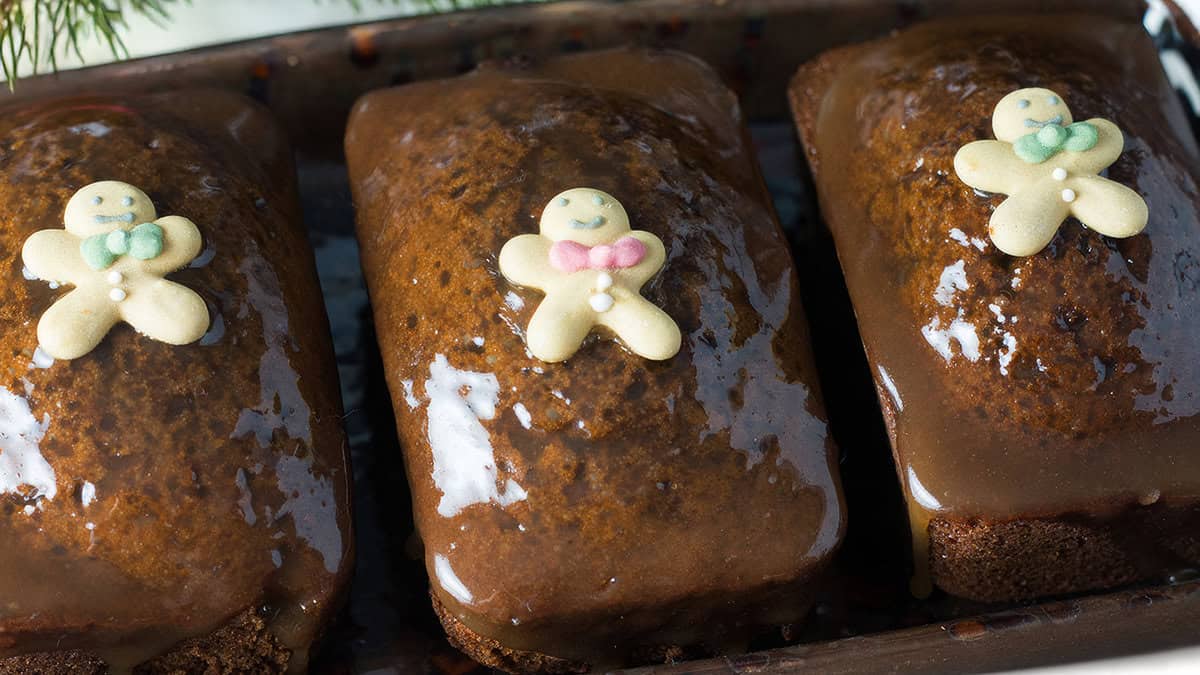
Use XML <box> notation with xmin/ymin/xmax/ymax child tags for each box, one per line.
<box><xmin>145</xmin><ymin>215</ymin><xmax>204</xmax><ymax>276</ymax></box>
<box><xmin>621</xmin><ymin>230</ymin><xmax>667</xmax><ymax>288</ymax></box>
<box><xmin>1075</xmin><ymin>118</ymin><xmax>1124</xmax><ymax>173</ymax></box>
<box><xmin>21</xmin><ymin>229</ymin><xmax>93</xmax><ymax>285</ymax></box>
<box><xmin>498</xmin><ymin>234</ymin><xmax>555</xmax><ymax>291</ymax></box>
<box><xmin>953</xmin><ymin>140</ymin><xmax>1030</xmax><ymax>194</ymax></box>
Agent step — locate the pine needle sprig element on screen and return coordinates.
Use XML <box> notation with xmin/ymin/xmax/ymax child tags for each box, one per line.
<box><xmin>0</xmin><ymin>0</ymin><xmax>184</xmax><ymax>90</ymax></box>
<box><xmin>1</xmin><ymin>0</ymin><xmax>541</xmax><ymax>90</ymax></box>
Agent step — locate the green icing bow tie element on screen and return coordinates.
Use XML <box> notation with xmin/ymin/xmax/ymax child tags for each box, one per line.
<box><xmin>1013</xmin><ymin>121</ymin><xmax>1099</xmax><ymax>164</ymax></box>
<box><xmin>81</xmin><ymin>222</ymin><xmax>165</xmax><ymax>270</ymax></box>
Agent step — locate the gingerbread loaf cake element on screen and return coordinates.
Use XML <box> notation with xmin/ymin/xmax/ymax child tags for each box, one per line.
<box><xmin>0</xmin><ymin>92</ymin><xmax>352</xmax><ymax>672</ymax></box>
<box><xmin>790</xmin><ymin>14</ymin><xmax>1200</xmax><ymax>602</ymax></box>
<box><xmin>346</xmin><ymin>47</ymin><xmax>845</xmax><ymax>671</ymax></box>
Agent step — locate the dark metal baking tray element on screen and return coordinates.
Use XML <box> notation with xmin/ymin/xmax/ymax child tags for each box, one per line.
<box><xmin>3</xmin><ymin>1</ymin><xmax>1197</xmax><ymax>673</ymax></box>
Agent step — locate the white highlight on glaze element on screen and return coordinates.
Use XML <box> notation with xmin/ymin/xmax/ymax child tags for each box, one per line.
<box><xmin>947</xmin><ymin>228</ymin><xmax>987</xmax><ymax>251</ymax></box>
<box><xmin>425</xmin><ymin>354</ymin><xmax>527</xmax><ymax>517</ymax></box>
<box><xmin>472</xmin><ymin>336</ymin><xmax>485</xmax><ymax>347</ymax></box>
<box><xmin>988</xmin><ymin>303</ymin><xmax>1007</xmax><ymax>323</ymax></box>
<box><xmin>1011</xmin><ymin>267</ymin><xmax>1023</xmax><ymax>290</ymax></box>
<box><xmin>998</xmin><ymin>332</ymin><xmax>1018</xmax><ymax>376</ymax></box>
<box><xmin>504</xmin><ymin>291</ymin><xmax>525</xmax><ymax>311</ymax></box>
<box><xmin>69</xmin><ymin>122</ymin><xmax>111</xmax><ymax>138</ymax></box>
<box><xmin>1037</xmin><ymin>357</ymin><xmax>1048</xmax><ymax>373</ymax></box>
<box><xmin>80</xmin><ymin>480</ymin><xmax>96</xmax><ymax>507</ymax></box>
<box><xmin>108</xmin><ymin>288</ymin><xmax>127</xmax><ymax>302</ymax></box>
<box><xmin>878</xmin><ymin>365</ymin><xmax>903</xmax><ymax>412</ymax></box>
<box><xmin>589</xmin><ymin>292</ymin><xmax>614</xmax><ymax>313</ymax></box>
<box><xmin>0</xmin><ymin>387</ymin><xmax>55</xmax><ymax>501</ymax></box>
<box><xmin>1061</xmin><ymin>188</ymin><xmax>1077</xmax><ymax>203</ymax></box>
<box><xmin>22</xmin><ymin>505</ymin><xmax>34</xmax><ymax>516</ymax></box>
<box><xmin>434</xmin><ymin>553</ymin><xmax>474</xmax><ymax>604</ymax></box>
<box><xmin>594</xmin><ymin>272</ymin><xmax>613</xmax><ymax>291</ymax></box>
<box><xmin>907</xmin><ymin>465</ymin><xmax>941</xmax><ymax>510</ymax></box>
<box><xmin>512</xmin><ymin>402</ymin><xmax>532</xmax><ymax>430</ymax></box>
<box><xmin>921</xmin><ymin>312</ymin><xmax>981</xmax><ymax>363</ymax></box>
<box><xmin>1052</xmin><ymin>167</ymin><xmax>1068</xmax><ymax>181</ymax></box>
<box><xmin>106</xmin><ymin>271</ymin><xmax>123</xmax><ymax>285</ymax></box>
<box><xmin>401</xmin><ymin>379</ymin><xmax>420</xmax><ymax>410</ymax></box>
<box><xmin>30</xmin><ymin>347</ymin><xmax>55</xmax><ymax>370</ymax></box>
<box><xmin>933</xmin><ymin>260</ymin><xmax>969</xmax><ymax>306</ymax></box>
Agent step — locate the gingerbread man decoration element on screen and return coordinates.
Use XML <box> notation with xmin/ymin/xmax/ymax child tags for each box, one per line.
<box><xmin>499</xmin><ymin>188</ymin><xmax>681</xmax><ymax>363</ymax></box>
<box><xmin>954</xmin><ymin>87</ymin><xmax>1148</xmax><ymax>256</ymax></box>
<box><xmin>21</xmin><ymin>181</ymin><xmax>210</xmax><ymax>360</ymax></box>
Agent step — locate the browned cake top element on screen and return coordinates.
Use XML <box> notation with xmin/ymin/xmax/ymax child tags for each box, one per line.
<box><xmin>0</xmin><ymin>92</ymin><xmax>351</xmax><ymax>670</ymax></box>
<box><xmin>347</xmin><ymin>48</ymin><xmax>844</xmax><ymax>663</ymax></box>
<box><xmin>792</xmin><ymin>15</ymin><xmax>1200</xmax><ymax>518</ymax></box>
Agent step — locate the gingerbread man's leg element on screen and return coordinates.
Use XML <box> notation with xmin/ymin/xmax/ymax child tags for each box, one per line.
<box><xmin>988</xmin><ymin>183</ymin><xmax>1070</xmax><ymax>257</ymax></box>
<box><xmin>1067</xmin><ymin>175</ymin><xmax>1150</xmax><ymax>239</ymax></box>
<box><xmin>598</xmin><ymin>292</ymin><xmax>681</xmax><ymax>361</ymax></box>
<box><xmin>38</xmin><ymin>288</ymin><xmax>120</xmax><ymax>360</ymax></box>
<box><xmin>119</xmin><ymin>280</ymin><xmax>210</xmax><ymax>346</ymax></box>
<box><xmin>526</xmin><ymin>291</ymin><xmax>595</xmax><ymax>363</ymax></box>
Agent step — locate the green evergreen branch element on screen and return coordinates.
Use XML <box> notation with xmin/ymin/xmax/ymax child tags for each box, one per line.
<box><xmin>1</xmin><ymin>0</ymin><xmax>539</xmax><ymax>91</ymax></box>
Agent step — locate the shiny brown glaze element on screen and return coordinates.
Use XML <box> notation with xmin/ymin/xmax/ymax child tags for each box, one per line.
<box><xmin>347</xmin><ymin>48</ymin><xmax>845</xmax><ymax>667</ymax></box>
<box><xmin>791</xmin><ymin>15</ymin><xmax>1200</xmax><ymax>590</ymax></box>
<box><xmin>0</xmin><ymin>92</ymin><xmax>352</xmax><ymax>670</ymax></box>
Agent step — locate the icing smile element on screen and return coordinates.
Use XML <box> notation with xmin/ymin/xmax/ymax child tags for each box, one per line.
<box><xmin>569</xmin><ymin>215</ymin><xmax>607</xmax><ymax>229</ymax></box>
<box><xmin>1023</xmin><ymin>115</ymin><xmax>1064</xmax><ymax>128</ymax></box>
<box><xmin>93</xmin><ymin>212</ymin><xmax>136</xmax><ymax>224</ymax></box>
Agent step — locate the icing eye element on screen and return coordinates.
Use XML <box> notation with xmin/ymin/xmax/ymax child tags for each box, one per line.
<box><xmin>91</xmin><ymin>196</ymin><xmax>103</xmax><ymax>205</ymax></box>
<box><xmin>592</xmin><ymin>194</ymin><xmax>604</xmax><ymax>206</ymax></box>
<box><xmin>1017</xmin><ymin>99</ymin><xmax>1030</xmax><ymax>109</ymax></box>
<box><xmin>556</xmin><ymin>197</ymin><xmax>569</xmax><ymax>207</ymax></box>
<box><xmin>1047</xmin><ymin>96</ymin><xmax>1060</xmax><ymax>105</ymax></box>
<box><xmin>122</xmin><ymin>196</ymin><xmax>134</xmax><ymax>207</ymax></box>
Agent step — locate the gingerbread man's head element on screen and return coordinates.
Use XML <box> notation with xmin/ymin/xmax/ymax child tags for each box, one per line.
<box><xmin>538</xmin><ymin>188</ymin><xmax>631</xmax><ymax>246</ymax></box>
<box><xmin>991</xmin><ymin>88</ymin><xmax>1074</xmax><ymax>143</ymax></box>
<box><xmin>63</xmin><ymin>181</ymin><xmax>157</xmax><ymax>237</ymax></box>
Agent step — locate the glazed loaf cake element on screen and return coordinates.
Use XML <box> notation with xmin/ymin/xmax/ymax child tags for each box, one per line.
<box><xmin>790</xmin><ymin>14</ymin><xmax>1200</xmax><ymax>602</ymax></box>
<box><xmin>347</xmin><ymin>47</ymin><xmax>845</xmax><ymax>671</ymax></box>
<box><xmin>0</xmin><ymin>92</ymin><xmax>352</xmax><ymax>672</ymax></box>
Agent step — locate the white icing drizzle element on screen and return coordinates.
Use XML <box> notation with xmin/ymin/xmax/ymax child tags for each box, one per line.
<box><xmin>933</xmin><ymin>260</ymin><xmax>969</xmax><ymax>306</ymax></box>
<box><xmin>0</xmin><ymin>387</ymin><xmax>55</xmax><ymax>501</ymax></box>
<box><xmin>434</xmin><ymin>553</ymin><xmax>473</xmax><ymax>604</ymax></box>
<box><xmin>424</xmin><ymin>354</ymin><xmax>527</xmax><ymax>517</ymax></box>
<box><xmin>878</xmin><ymin>365</ymin><xmax>903</xmax><ymax>412</ymax></box>
<box><xmin>512</xmin><ymin>402</ymin><xmax>532</xmax><ymax>430</ymax></box>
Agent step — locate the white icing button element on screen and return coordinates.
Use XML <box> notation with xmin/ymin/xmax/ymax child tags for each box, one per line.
<box><xmin>106</xmin><ymin>271</ymin><xmax>123</xmax><ymax>284</ymax></box>
<box><xmin>595</xmin><ymin>272</ymin><xmax>613</xmax><ymax>291</ymax></box>
<box><xmin>1061</xmin><ymin>188</ymin><xmax>1077</xmax><ymax>203</ymax></box>
<box><xmin>1052</xmin><ymin>167</ymin><xmax>1068</xmax><ymax>181</ymax></box>
<box><xmin>589</xmin><ymin>293</ymin><xmax>614</xmax><ymax>313</ymax></box>
<box><xmin>108</xmin><ymin>288</ymin><xmax>127</xmax><ymax>302</ymax></box>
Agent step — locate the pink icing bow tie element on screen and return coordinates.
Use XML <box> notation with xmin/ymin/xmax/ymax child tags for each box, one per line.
<box><xmin>549</xmin><ymin>236</ymin><xmax>647</xmax><ymax>273</ymax></box>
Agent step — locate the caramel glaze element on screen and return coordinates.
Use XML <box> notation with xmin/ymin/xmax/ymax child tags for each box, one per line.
<box><xmin>791</xmin><ymin>14</ymin><xmax>1200</xmax><ymax>573</ymax></box>
<box><xmin>0</xmin><ymin>92</ymin><xmax>352</xmax><ymax>671</ymax></box>
<box><xmin>347</xmin><ymin>48</ymin><xmax>845</xmax><ymax>667</ymax></box>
